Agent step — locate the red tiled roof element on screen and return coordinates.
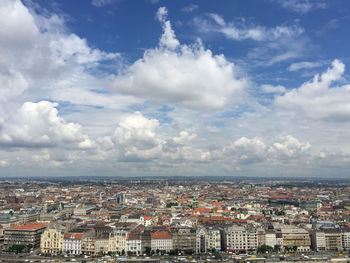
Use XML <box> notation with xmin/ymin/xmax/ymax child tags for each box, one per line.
<box><xmin>151</xmin><ymin>231</ymin><xmax>172</xmax><ymax>239</ymax></box>
<box><xmin>9</xmin><ymin>223</ymin><xmax>46</xmax><ymax>230</ymax></box>
<box><xmin>195</xmin><ymin>208</ymin><xmax>211</xmax><ymax>213</ymax></box>
<box><xmin>64</xmin><ymin>233</ymin><xmax>83</xmax><ymax>240</ymax></box>
<box><xmin>143</xmin><ymin>216</ymin><xmax>152</xmax><ymax>220</ymax></box>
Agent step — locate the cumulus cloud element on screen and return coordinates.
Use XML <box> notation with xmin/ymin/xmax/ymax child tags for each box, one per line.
<box><xmin>276</xmin><ymin>59</ymin><xmax>350</xmax><ymax>121</ymax></box>
<box><xmin>111</xmin><ymin>112</ymin><xmax>163</xmax><ymax>161</ymax></box>
<box><xmin>0</xmin><ymin>0</ymin><xmax>119</xmax><ymax>110</ymax></box>
<box><xmin>110</xmin><ymin>7</ymin><xmax>247</xmax><ymax>110</ymax></box>
<box><xmin>0</xmin><ymin>101</ymin><xmax>93</xmax><ymax>148</ymax></box>
<box><xmin>269</xmin><ymin>135</ymin><xmax>310</xmax><ymax>159</ymax></box>
<box><xmin>224</xmin><ymin>135</ymin><xmax>310</xmax><ymax>165</ymax></box>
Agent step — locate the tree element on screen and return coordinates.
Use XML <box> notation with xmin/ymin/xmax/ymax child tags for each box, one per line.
<box><xmin>257</xmin><ymin>245</ymin><xmax>273</xmax><ymax>254</ymax></box>
<box><xmin>145</xmin><ymin>247</ymin><xmax>151</xmax><ymax>256</ymax></box>
<box><xmin>213</xmin><ymin>252</ymin><xmax>221</xmax><ymax>259</ymax></box>
<box><xmin>273</xmin><ymin>245</ymin><xmax>281</xmax><ymax>252</ymax></box>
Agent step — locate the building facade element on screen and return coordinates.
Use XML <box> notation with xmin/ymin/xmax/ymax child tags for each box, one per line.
<box><xmin>40</xmin><ymin>224</ymin><xmax>65</xmax><ymax>255</ymax></box>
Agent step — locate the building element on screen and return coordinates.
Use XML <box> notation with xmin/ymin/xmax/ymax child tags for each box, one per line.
<box><xmin>312</xmin><ymin>230</ymin><xmax>342</xmax><ymax>252</ymax></box>
<box><xmin>109</xmin><ymin>229</ymin><xmax>127</xmax><ymax>254</ymax></box>
<box><xmin>207</xmin><ymin>227</ymin><xmax>221</xmax><ymax>251</ymax></box>
<box><xmin>196</xmin><ymin>226</ymin><xmax>208</xmax><ymax>253</ymax></box>
<box><xmin>140</xmin><ymin>216</ymin><xmax>152</xmax><ymax>226</ymax></box>
<box><xmin>40</xmin><ymin>224</ymin><xmax>65</xmax><ymax>255</ymax></box>
<box><xmin>81</xmin><ymin>235</ymin><xmax>96</xmax><ymax>255</ymax></box>
<box><xmin>265</xmin><ymin>231</ymin><xmax>278</xmax><ymax>248</ymax></box>
<box><xmin>341</xmin><ymin>230</ymin><xmax>350</xmax><ymax>250</ymax></box>
<box><xmin>63</xmin><ymin>233</ymin><xmax>83</xmax><ymax>255</ymax></box>
<box><xmin>4</xmin><ymin>223</ymin><xmax>46</xmax><ymax>251</ymax></box>
<box><xmin>96</xmin><ymin>236</ymin><xmax>109</xmax><ymax>254</ymax></box>
<box><xmin>172</xmin><ymin>226</ymin><xmax>196</xmax><ymax>252</ymax></box>
<box><xmin>127</xmin><ymin>232</ymin><xmax>142</xmax><ymax>255</ymax></box>
<box><xmin>151</xmin><ymin>231</ymin><xmax>173</xmax><ymax>252</ymax></box>
<box><xmin>279</xmin><ymin>227</ymin><xmax>310</xmax><ymax>252</ymax></box>
<box><xmin>226</xmin><ymin>225</ymin><xmax>257</xmax><ymax>252</ymax></box>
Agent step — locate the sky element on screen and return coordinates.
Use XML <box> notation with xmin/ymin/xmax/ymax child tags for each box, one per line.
<box><xmin>0</xmin><ymin>0</ymin><xmax>350</xmax><ymax>178</ymax></box>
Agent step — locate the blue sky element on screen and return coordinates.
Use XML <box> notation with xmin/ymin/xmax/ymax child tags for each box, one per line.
<box><xmin>0</xmin><ymin>0</ymin><xmax>350</xmax><ymax>178</ymax></box>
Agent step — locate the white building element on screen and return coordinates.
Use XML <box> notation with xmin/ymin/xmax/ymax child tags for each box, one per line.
<box><xmin>126</xmin><ymin>232</ymin><xmax>142</xmax><ymax>255</ymax></box>
<box><xmin>63</xmin><ymin>233</ymin><xmax>83</xmax><ymax>255</ymax></box>
<box><xmin>226</xmin><ymin>225</ymin><xmax>258</xmax><ymax>252</ymax></box>
<box><xmin>151</xmin><ymin>231</ymin><xmax>173</xmax><ymax>252</ymax></box>
<box><xmin>265</xmin><ymin>231</ymin><xmax>277</xmax><ymax>247</ymax></box>
<box><xmin>207</xmin><ymin>228</ymin><xmax>221</xmax><ymax>251</ymax></box>
<box><xmin>342</xmin><ymin>230</ymin><xmax>350</xmax><ymax>249</ymax></box>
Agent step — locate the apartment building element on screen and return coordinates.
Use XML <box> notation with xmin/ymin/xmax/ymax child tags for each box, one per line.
<box><xmin>279</xmin><ymin>227</ymin><xmax>310</xmax><ymax>252</ymax></box>
<box><xmin>151</xmin><ymin>231</ymin><xmax>173</xmax><ymax>252</ymax></box>
<box><xmin>4</xmin><ymin>223</ymin><xmax>46</xmax><ymax>250</ymax></box>
<box><xmin>109</xmin><ymin>229</ymin><xmax>127</xmax><ymax>253</ymax></box>
<box><xmin>312</xmin><ymin>230</ymin><xmax>342</xmax><ymax>252</ymax></box>
<box><xmin>40</xmin><ymin>224</ymin><xmax>65</xmax><ymax>255</ymax></box>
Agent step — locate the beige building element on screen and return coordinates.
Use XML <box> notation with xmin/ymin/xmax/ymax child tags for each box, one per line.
<box><xmin>226</xmin><ymin>225</ymin><xmax>258</xmax><ymax>252</ymax></box>
<box><xmin>40</xmin><ymin>224</ymin><xmax>65</xmax><ymax>255</ymax></box>
<box><xmin>81</xmin><ymin>236</ymin><xmax>96</xmax><ymax>255</ymax></box>
<box><xmin>109</xmin><ymin>229</ymin><xmax>127</xmax><ymax>253</ymax></box>
<box><xmin>96</xmin><ymin>237</ymin><xmax>109</xmax><ymax>254</ymax></box>
<box><xmin>313</xmin><ymin>230</ymin><xmax>342</xmax><ymax>252</ymax></box>
<box><xmin>280</xmin><ymin>227</ymin><xmax>310</xmax><ymax>252</ymax></box>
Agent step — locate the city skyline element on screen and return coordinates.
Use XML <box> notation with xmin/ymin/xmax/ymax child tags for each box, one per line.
<box><xmin>1</xmin><ymin>0</ymin><xmax>350</xmax><ymax>177</ymax></box>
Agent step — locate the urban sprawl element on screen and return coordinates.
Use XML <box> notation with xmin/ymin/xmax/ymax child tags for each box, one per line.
<box><xmin>0</xmin><ymin>178</ymin><xmax>349</xmax><ymax>263</ymax></box>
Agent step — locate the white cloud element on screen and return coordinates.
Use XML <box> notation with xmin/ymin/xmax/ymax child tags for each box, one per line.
<box><xmin>223</xmin><ymin>135</ymin><xmax>310</xmax><ymax>165</ymax></box>
<box><xmin>275</xmin><ymin>0</ymin><xmax>327</xmax><ymax>14</ymax></box>
<box><xmin>276</xmin><ymin>59</ymin><xmax>350</xmax><ymax>122</ymax></box>
<box><xmin>110</xmin><ymin>7</ymin><xmax>248</xmax><ymax>110</ymax></box>
<box><xmin>111</xmin><ymin>112</ymin><xmax>163</xmax><ymax>160</ymax></box>
<box><xmin>0</xmin><ymin>101</ymin><xmax>93</xmax><ymax>148</ymax></box>
<box><xmin>261</xmin><ymin>84</ymin><xmax>286</xmax><ymax>94</ymax></box>
<box><xmin>269</xmin><ymin>135</ymin><xmax>310</xmax><ymax>159</ymax></box>
<box><xmin>0</xmin><ymin>0</ymin><xmax>119</xmax><ymax>110</ymax></box>
<box><xmin>173</xmin><ymin>131</ymin><xmax>197</xmax><ymax>144</ymax></box>
<box><xmin>288</xmin><ymin>61</ymin><xmax>323</xmax><ymax>71</ymax></box>
<box><xmin>194</xmin><ymin>13</ymin><xmax>303</xmax><ymax>42</ymax></box>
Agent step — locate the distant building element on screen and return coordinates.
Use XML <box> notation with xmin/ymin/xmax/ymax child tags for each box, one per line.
<box><xmin>127</xmin><ymin>232</ymin><xmax>142</xmax><ymax>255</ymax></box>
<box><xmin>312</xmin><ymin>230</ymin><xmax>342</xmax><ymax>252</ymax></box>
<box><xmin>40</xmin><ymin>224</ymin><xmax>65</xmax><ymax>255</ymax></box>
<box><xmin>63</xmin><ymin>233</ymin><xmax>83</xmax><ymax>255</ymax></box>
<box><xmin>151</xmin><ymin>231</ymin><xmax>173</xmax><ymax>252</ymax></box>
<box><xmin>226</xmin><ymin>225</ymin><xmax>258</xmax><ymax>252</ymax></box>
<box><xmin>341</xmin><ymin>229</ymin><xmax>350</xmax><ymax>250</ymax></box>
<box><xmin>279</xmin><ymin>227</ymin><xmax>311</xmax><ymax>252</ymax></box>
<box><xmin>117</xmin><ymin>193</ymin><xmax>126</xmax><ymax>204</ymax></box>
<box><xmin>172</xmin><ymin>226</ymin><xmax>196</xmax><ymax>252</ymax></box>
<box><xmin>4</xmin><ymin>223</ymin><xmax>46</xmax><ymax>251</ymax></box>
<box><xmin>109</xmin><ymin>228</ymin><xmax>127</xmax><ymax>254</ymax></box>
